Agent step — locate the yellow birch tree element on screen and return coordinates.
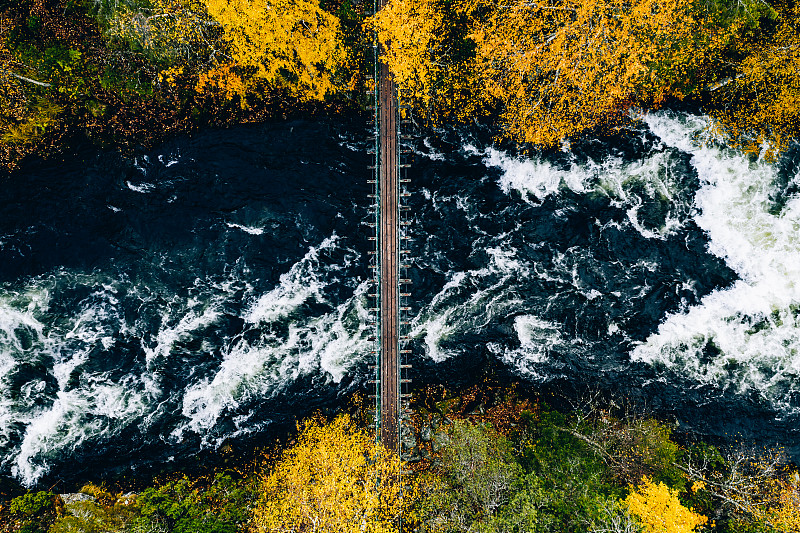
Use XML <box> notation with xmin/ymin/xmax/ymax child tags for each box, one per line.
<box><xmin>252</xmin><ymin>414</ymin><xmax>411</xmax><ymax>533</ymax></box>
<box><xmin>368</xmin><ymin>0</ymin><xmax>489</xmax><ymax>123</ymax></box>
<box><xmin>371</xmin><ymin>0</ymin><xmax>760</xmax><ymax>147</ymax></box>
<box><xmin>625</xmin><ymin>477</ymin><xmax>708</xmax><ymax>533</ymax></box>
<box><xmin>467</xmin><ymin>0</ymin><xmax>743</xmax><ymax>146</ymax></box>
<box><xmin>757</xmin><ymin>477</ymin><xmax>800</xmax><ymax>531</ymax></box>
<box><xmin>368</xmin><ymin>0</ymin><xmax>444</xmax><ymax>107</ymax></box>
<box><xmin>201</xmin><ymin>0</ymin><xmax>345</xmax><ymax>101</ymax></box>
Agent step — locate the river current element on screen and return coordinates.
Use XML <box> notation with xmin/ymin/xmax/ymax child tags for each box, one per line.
<box><xmin>1</xmin><ymin>111</ymin><xmax>799</xmax><ymax>487</ymax></box>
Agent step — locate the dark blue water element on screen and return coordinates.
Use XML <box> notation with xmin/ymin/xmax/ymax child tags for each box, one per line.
<box><xmin>1</xmin><ymin>112</ymin><xmax>798</xmax><ymax>487</ymax></box>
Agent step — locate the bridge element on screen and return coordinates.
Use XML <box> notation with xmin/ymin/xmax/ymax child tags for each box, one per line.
<box><xmin>367</xmin><ymin>0</ymin><xmax>413</xmax><ymax>456</ymax></box>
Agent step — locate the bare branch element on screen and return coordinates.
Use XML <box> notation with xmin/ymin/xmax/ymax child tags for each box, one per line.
<box><xmin>2</xmin><ymin>70</ymin><xmax>52</xmax><ymax>87</ymax></box>
<box><xmin>706</xmin><ymin>74</ymin><xmax>745</xmax><ymax>91</ymax></box>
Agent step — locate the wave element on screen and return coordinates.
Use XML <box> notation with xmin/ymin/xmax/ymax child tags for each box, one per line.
<box><xmin>0</xmin><ymin>233</ymin><xmax>367</xmax><ymax>485</ymax></box>
<box><xmin>632</xmin><ymin>112</ymin><xmax>800</xmax><ymax>414</ymax></box>
<box><xmin>176</xmin><ymin>236</ymin><xmax>372</xmax><ymax>444</ymax></box>
<box><xmin>3</xmin><ymin>112</ymin><xmax>797</xmax><ymax>487</ymax></box>
<box><xmin>472</xmin><ymin>136</ymin><xmax>696</xmax><ymax>239</ymax></box>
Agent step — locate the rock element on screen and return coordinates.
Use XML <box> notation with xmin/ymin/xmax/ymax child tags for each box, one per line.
<box><xmin>401</xmin><ymin>426</ymin><xmax>417</xmax><ymax>450</ymax></box>
<box><xmin>59</xmin><ymin>493</ymin><xmax>95</xmax><ymax>505</ymax></box>
<box><xmin>432</xmin><ymin>432</ymin><xmax>449</xmax><ymax>453</ymax></box>
<box><xmin>421</xmin><ymin>425</ymin><xmax>432</xmax><ymax>442</ymax></box>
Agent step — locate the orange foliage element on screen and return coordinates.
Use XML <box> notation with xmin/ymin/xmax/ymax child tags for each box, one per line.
<box><xmin>195</xmin><ymin>63</ymin><xmax>247</xmax><ymax>105</ymax></box>
<box><xmin>765</xmin><ymin>476</ymin><xmax>800</xmax><ymax>530</ymax></box>
<box><xmin>370</xmin><ymin>0</ymin><xmax>769</xmax><ymax>147</ymax></box>
<box><xmin>744</xmin><ymin>467</ymin><xmax>800</xmax><ymax>531</ymax></box>
<box><xmin>466</xmin><ymin>0</ymin><xmax>741</xmax><ymax>146</ymax></box>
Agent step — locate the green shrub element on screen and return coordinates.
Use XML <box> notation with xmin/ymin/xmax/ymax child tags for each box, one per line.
<box><xmin>132</xmin><ymin>473</ymin><xmax>253</xmax><ymax>533</ymax></box>
<box><xmin>8</xmin><ymin>491</ymin><xmax>59</xmax><ymax>533</ymax></box>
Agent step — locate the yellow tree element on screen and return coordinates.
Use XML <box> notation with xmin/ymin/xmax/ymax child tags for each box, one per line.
<box><xmin>252</xmin><ymin>413</ymin><xmax>411</xmax><ymax>533</ymax></box>
<box><xmin>466</xmin><ymin>0</ymin><xmax>743</xmax><ymax>147</ymax></box>
<box><xmin>710</xmin><ymin>0</ymin><xmax>800</xmax><ymax>157</ymax></box>
<box><xmin>368</xmin><ymin>0</ymin><xmax>484</xmax><ymax>123</ymax></box>
<box><xmin>201</xmin><ymin>0</ymin><xmax>345</xmax><ymax>101</ymax></box>
<box><xmin>759</xmin><ymin>475</ymin><xmax>800</xmax><ymax>531</ymax></box>
<box><xmin>625</xmin><ymin>477</ymin><xmax>707</xmax><ymax>533</ymax></box>
<box><xmin>368</xmin><ymin>0</ymin><xmax>443</xmax><ymax>106</ymax></box>
<box><xmin>372</xmin><ymin>0</ymin><xmax>758</xmax><ymax>146</ymax></box>
<box><xmin>195</xmin><ymin>62</ymin><xmax>247</xmax><ymax>103</ymax></box>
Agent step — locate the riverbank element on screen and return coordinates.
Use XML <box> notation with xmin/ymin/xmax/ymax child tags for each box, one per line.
<box><xmin>2</xmin><ymin>381</ymin><xmax>798</xmax><ymax>533</ymax></box>
<box><xmin>3</xmin><ymin>0</ymin><xmax>799</xmax><ymax>174</ymax></box>
<box><xmin>0</xmin><ymin>0</ymin><xmax>370</xmax><ymax>173</ymax></box>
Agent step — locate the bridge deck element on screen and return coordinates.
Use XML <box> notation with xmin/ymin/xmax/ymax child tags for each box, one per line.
<box><xmin>378</xmin><ymin>59</ymin><xmax>400</xmax><ymax>452</ymax></box>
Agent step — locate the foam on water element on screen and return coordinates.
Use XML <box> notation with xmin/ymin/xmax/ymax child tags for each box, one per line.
<box><xmin>143</xmin><ymin>303</ymin><xmax>222</xmax><ymax>365</ymax></box>
<box><xmin>412</xmin><ymin>247</ymin><xmax>529</xmax><ymax>362</ymax></box>
<box><xmin>632</xmin><ymin>112</ymin><xmax>800</xmax><ymax>413</ymax></box>
<box><xmin>474</xmin><ymin>141</ymin><xmax>693</xmax><ymax>238</ymax></box>
<box><xmin>226</xmin><ymin>222</ymin><xmax>265</xmax><ymax>235</ymax></box>
<box><xmin>244</xmin><ymin>236</ymin><xmax>337</xmax><ymax>325</ymax></box>
<box><xmin>176</xmin><ymin>237</ymin><xmax>371</xmax><ymax>443</ymax></box>
<box><xmin>0</xmin><ymin>232</ymin><xmax>366</xmax><ymax>484</ymax></box>
<box><xmin>126</xmin><ymin>181</ymin><xmax>155</xmax><ymax>194</ymax></box>
<box><xmin>471</xmin><ymin>145</ymin><xmax>588</xmax><ymax>202</ymax></box>
<box><xmin>488</xmin><ymin>315</ymin><xmax>564</xmax><ymax>380</ymax></box>
<box><xmin>0</xmin><ymin>276</ymin><xmax>157</xmax><ymax>485</ymax></box>
<box><xmin>411</xmin><ymin>120</ymin><xmax>730</xmax><ymax>385</ymax></box>
<box><xmin>4</xmin><ymin>112</ymin><xmax>795</xmax><ymax>486</ymax></box>
<box><xmin>13</xmin><ymin>377</ymin><xmax>150</xmax><ymax>484</ymax></box>
<box><xmin>177</xmin><ymin>281</ymin><xmax>371</xmax><ymax>443</ymax></box>
<box><xmin>0</xmin><ymin>289</ymin><xmax>52</xmax><ymax>450</ymax></box>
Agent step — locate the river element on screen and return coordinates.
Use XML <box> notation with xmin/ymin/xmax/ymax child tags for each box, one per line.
<box><xmin>1</xmin><ymin>111</ymin><xmax>799</xmax><ymax>487</ymax></box>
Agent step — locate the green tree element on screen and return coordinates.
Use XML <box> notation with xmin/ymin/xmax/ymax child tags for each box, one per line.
<box><xmin>132</xmin><ymin>473</ymin><xmax>253</xmax><ymax>533</ymax></box>
<box><xmin>48</xmin><ymin>490</ymin><xmax>139</xmax><ymax>533</ymax></box>
<box><xmin>7</xmin><ymin>491</ymin><xmax>60</xmax><ymax>533</ymax></box>
<box><xmin>515</xmin><ymin>409</ymin><xmax>618</xmax><ymax>531</ymax></box>
<box><xmin>415</xmin><ymin>420</ymin><xmax>522</xmax><ymax>532</ymax></box>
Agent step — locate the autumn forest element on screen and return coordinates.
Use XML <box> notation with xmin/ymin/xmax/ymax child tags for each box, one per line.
<box><xmin>2</xmin><ymin>0</ymin><xmax>800</xmax><ymax>532</ymax></box>
<box><xmin>5</xmin><ymin>386</ymin><xmax>800</xmax><ymax>532</ymax></box>
<box><xmin>1</xmin><ymin>0</ymin><xmax>799</xmax><ymax>171</ymax></box>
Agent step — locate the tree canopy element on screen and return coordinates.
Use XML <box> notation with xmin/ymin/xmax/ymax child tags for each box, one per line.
<box><xmin>625</xmin><ymin>477</ymin><xmax>707</xmax><ymax>533</ymax></box>
<box><xmin>708</xmin><ymin>0</ymin><xmax>800</xmax><ymax>156</ymax></box>
<box><xmin>252</xmin><ymin>414</ymin><xmax>409</xmax><ymax>533</ymax></box>
<box><xmin>369</xmin><ymin>0</ymin><xmax>795</xmax><ymax>151</ymax></box>
<box><xmin>1</xmin><ymin>0</ymin><xmax>799</xmax><ymax>167</ymax></box>
<box><xmin>201</xmin><ymin>0</ymin><xmax>345</xmax><ymax>101</ymax></box>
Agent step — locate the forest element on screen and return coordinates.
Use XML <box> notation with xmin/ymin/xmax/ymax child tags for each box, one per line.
<box><xmin>1</xmin><ymin>0</ymin><xmax>799</xmax><ymax>171</ymax></box>
<box><xmin>2</xmin><ymin>0</ymin><xmax>800</xmax><ymax>532</ymax></box>
<box><xmin>2</xmin><ymin>385</ymin><xmax>800</xmax><ymax>533</ymax></box>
